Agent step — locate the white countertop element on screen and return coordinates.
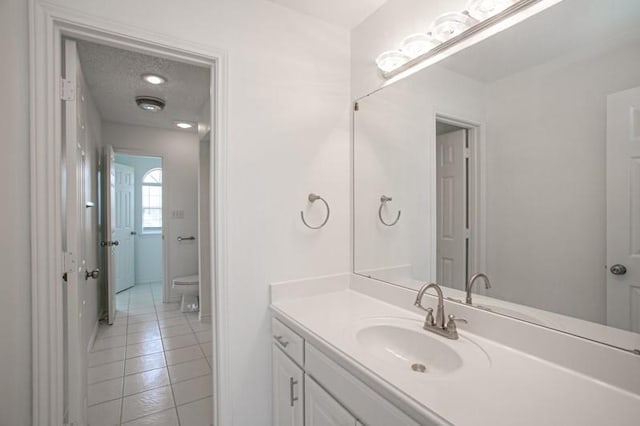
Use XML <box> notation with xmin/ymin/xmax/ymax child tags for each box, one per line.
<box><xmin>271</xmin><ymin>284</ymin><xmax>640</xmax><ymax>426</ymax></box>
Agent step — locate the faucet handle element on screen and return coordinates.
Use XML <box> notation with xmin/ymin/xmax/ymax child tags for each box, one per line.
<box><xmin>425</xmin><ymin>308</ymin><xmax>435</xmax><ymax>326</ymax></box>
<box><xmin>446</xmin><ymin>314</ymin><xmax>467</xmax><ymax>335</ymax></box>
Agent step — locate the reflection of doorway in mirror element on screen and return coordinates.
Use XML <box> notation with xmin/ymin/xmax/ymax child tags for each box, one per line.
<box><xmin>606</xmin><ymin>86</ymin><xmax>640</xmax><ymax>333</ymax></box>
<box><xmin>435</xmin><ymin>118</ymin><xmax>481</xmax><ymax>292</ymax></box>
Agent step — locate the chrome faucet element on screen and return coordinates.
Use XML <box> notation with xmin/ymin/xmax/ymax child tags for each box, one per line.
<box><xmin>466</xmin><ymin>273</ymin><xmax>491</xmax><ymax>304</ymax></box>
<box><xmin>414</xmin><ymin>283</ymin><xmax>466</xmax><ymax>340</ymax></box>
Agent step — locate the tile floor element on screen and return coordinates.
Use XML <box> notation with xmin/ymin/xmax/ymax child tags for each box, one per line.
<box><xmin>87</xmin><ymin>283</ymin><xmax>213</xmax><ymax>426</ymax></box>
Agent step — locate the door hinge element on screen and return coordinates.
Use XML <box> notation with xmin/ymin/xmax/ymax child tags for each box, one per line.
<box><xmin>60</xmin><ymin>78</ymin><xmax>75</xmax><ymax>101</ymax></box>
<box><xmin>465</xmin><ymin>228</ymin><xmax>471</xmax><ymax>239</ymax></box>
<box><xmin>463</xmin><ymin>147</ymin><xmax>471</xmax><ymax>159</ymax></box>
<box><xmin>354</xmin><ymin>102</ymin><xmax>359</xmax><ymax>111</ymax></box>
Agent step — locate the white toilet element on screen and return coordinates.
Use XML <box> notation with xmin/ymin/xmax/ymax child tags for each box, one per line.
<box><xmin>172</xmin><ymin>274</ymin><xmax>199</xmax><ymax>312</ymax></box>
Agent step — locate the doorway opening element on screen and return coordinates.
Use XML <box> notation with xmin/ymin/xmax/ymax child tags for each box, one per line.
<box><xmin>435</xmin><ymin>116</ymin><xmax>483</xmax><ymax>291</ymax></box>
<box><xmin>110</xmin><ymin>153</ymin><xmax>164</xmax><ymax>301</ymax></box>
<box><xmin>61</xmin><ymin>35</ymin><xmax>214</xmax><ymax>425</ymax></box>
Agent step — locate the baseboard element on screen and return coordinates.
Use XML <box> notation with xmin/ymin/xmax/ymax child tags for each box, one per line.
<box><xmin>87</xmin><ymin>317</ymin><xmax>100</xmax><ymax>353</ymax></box>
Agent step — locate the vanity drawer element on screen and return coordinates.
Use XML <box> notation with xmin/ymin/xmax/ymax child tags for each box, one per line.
<box><xmin>271</xmin><ymin>318</ymin><xmax>304</xmax><ymax>366</ymax></box>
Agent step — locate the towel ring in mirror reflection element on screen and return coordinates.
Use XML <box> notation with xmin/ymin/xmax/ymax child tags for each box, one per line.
<box><xmin>300</xmin><ymin>193</ymin><xmax>330</xmax><ymax>229</ymax></box>
<box><xmin>379</xmin><ymin>195</ymin><xmax>401</xmax><ymax>227</ymax></box>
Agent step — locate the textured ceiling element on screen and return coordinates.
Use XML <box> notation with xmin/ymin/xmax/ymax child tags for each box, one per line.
<box><xmin>77</xmin><ymin>40</ymin><xmax>210</xmax><ymax>131</ymax></box>
<box><xmin>266</xmin><ymin>0</ymin><xmax>388</xmax><ymax>29</ymax></box>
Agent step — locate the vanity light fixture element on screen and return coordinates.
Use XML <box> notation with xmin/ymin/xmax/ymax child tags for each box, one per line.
<box><xmin>141</xmin><ymin>73</ymin><xmax>167</xmax><ymax>85</ymax></box>
<box><xmin>135</xmin><ymin>96</ymin><xmax>165</xmax><ymax>112</ymax></box>
<box><xmin>373</xmin><ymin>0</ymin><xmax>546</xmax><ymax>78</ymax></box>
<box><xmin>401</xmin><ymin>33</ymin><xmax>441</xmax><ymax>59</ymax></box>
<box><xmin>375</xmin><ymin>50</ymin><xmax>411</xmax><ymax>73</ymax></box>
<box><xmin>467</xmin><ymin>0</ymin><xmax>516</xmax><ymax>21</ymax></box>
<box><xmin>175</xmin><ymin>121</ymin><xmax>193</xmax><ymax>129</ymax></box>
<box><xmin>430</xmin><ymin>12</ymin><xmax>476</xmax><ymax>42</ymax></box>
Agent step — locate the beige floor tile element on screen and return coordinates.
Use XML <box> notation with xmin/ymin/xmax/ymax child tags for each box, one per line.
<box><xmin>87</xmin><ymin>399</ymin><xmax>122</xmax><ymax>426</ymax></box>
<box><xmin>126</xmin><ymin>339</ymin><xmax>164</xmax><ymax>359</ymax></box>
<box><xmin>122</xmin><ymin>408</ymin><xmax>179</xmax><ymax>426</ymax></box>
<box><xmin>88</xmin><ymin>360</ymin><xmax>124</xmax><ymax>384</ymax></box>
<box><xmin>168</xmin><ymin>358</ymin><xmax>211</xmax><ymax>384</ymax></box>
<box><xmin>121</xmin><ymin>385</ymin><xmax>174</xmax><ymax>423</ymax></box>
<box><xmin>88</xmin><ymin>377</ymin><xmax>123</xmax><ymax>406</ymax></box>
<box><xmin>177</xmin><ymin>397</ymin><xmax>213</xmax><ymax>426</ymax></box>
<box><xmin>124</xmin><ymin>367</ymin><xmax>170</xmax><ymax>396</ymax></box>
<box><xmin>124</xmin><ymin>352</ymin><xmax>166</xmax><ymax>376</ymax></box>
<box><xmin>164</xmin><ymin>345</ymin><xmax>204</xmax><ymax>366</ymax></box>
<box><xmin>172</xmin><ymin>375</ymin><xmax>213</xmax><ymax>406</ymax></box>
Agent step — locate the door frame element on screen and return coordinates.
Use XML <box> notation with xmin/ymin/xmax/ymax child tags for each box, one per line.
<box><xmin>434</xmin><ymin>112</ymin><xmax>487</xmax><ymax>282</ymax></box>
<box><xmin>111</xmin><ymin>149</ymin><xmax>170</xmax><ymax>303</ymax></box>
<box><xmin>28</xmin><ymin>3</ymin><xmax>231</xmax><ymax>425</ymax></box>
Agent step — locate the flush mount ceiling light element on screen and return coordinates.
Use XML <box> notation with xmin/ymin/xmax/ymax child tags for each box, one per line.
<box><xmin>401</xmin><ymin>33</ymin><xmax>441</xmax><ymax>59</ymax></box>
<box><xmin>467</xmin><ymin>0</ymin><xmax>516</xmax><ymax>21</ymax></box>
<box><xmin>175</xmin><ymin>121</ymin><xmax>193</xmax><ymax>129</ymax></box>
<box><xmin>430</xmin><ymin>12</ymin><xmax>476</xmax><ymax>42</ymax></box>
<box><xmin>141</xmin><ymin>73</ymin><xmax>167</xmax><ymax>85</ymax></box>
<box><xmin>135</xmin><ymin>96</ymin><xmax>166</xmax><ymax>112</ymax></box>
<box><xmin>375</xmin><ymin>51</ymin><xmax>411</xmax><ymax>73</ymax></box>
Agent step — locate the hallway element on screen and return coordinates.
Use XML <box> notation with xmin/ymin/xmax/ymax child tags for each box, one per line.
<box><xmin>87</xmin><ymin>283</ymin><xmax>213</xmax><ymax>425</ymax></box>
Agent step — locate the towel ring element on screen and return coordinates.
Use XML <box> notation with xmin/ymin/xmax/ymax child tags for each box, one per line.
<box><xmin>379</xmin><ymin>195</ymin><xmax>401</xmax><ymax>227</ymax></box>
<box><xmin>300</xmin><ymin>193</ymin><xmax>330</xmax><ymax>229</ymax></box>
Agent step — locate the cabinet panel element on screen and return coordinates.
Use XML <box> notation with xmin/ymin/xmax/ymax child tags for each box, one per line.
<box><xmin>272</xmin><ymin>317</ymin><xmax>305</xmax><ymax>366</ymax></box>
<box><xmin>273</xmin><ymin>344</ymin><xmax>304</xmax><ymax>426</ymax></box>
<box><xmin>305</xmin><ymin>375</ymin><xmax>357</xmax><ymax>426</ymax></box>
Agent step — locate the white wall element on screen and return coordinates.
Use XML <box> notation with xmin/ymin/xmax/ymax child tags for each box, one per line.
<box><xmin>114</xmin><ymin>154</ymin><xmax>164</xmax><ymax>285</ymax></box>
<box><xmin>485</xmin><ymin>39</ymin><xmax>640</xmax><ymax>322</ymax></box>
<box><xmin>105</xmin><ymin>123</ymin><xmax>199</xmax><ymax>301</ymax></box>
<box><xmin>0</xmin><ymin>0</ymin><xmax>32</xmax><ymax>423</ymax></box>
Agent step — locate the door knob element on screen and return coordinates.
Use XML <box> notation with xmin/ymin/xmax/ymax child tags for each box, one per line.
<box><xmin>610</xmin><ymin>264</ymin><xmax>627</xmax><ymax>275</ymax></box>
<box><xmin>112</xmin><ymin>240</ymin><xmax>119</xmax><ymax>246</ymax></box>
<box><xmin>85</xmin><ymin>269</ymin><xmax>100</xmax><ymax>280</ymax></box>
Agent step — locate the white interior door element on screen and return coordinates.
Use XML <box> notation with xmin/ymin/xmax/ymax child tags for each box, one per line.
<box><xmin>103</xmin><ymin>145</ymin><xmax>116</xmax><ymax>324</ymax></box>
<box><xmin>114</xmin><ymin>163</ymin><xmax>135</xmax><ymax>293</ymax></box>
<box><xmin>62</xmin><ymin>38</ymin><xmax>87</xmax><ymax>426</ymax></box>
<box><xmin>436</xmin><ymin>129</ymin><xmax>468</xmax><ymax>290</ymax></box>
<box><xmin>607</xmin><ymin>86</ymin><xmax>640</xmax><ymax>333</ymax></box>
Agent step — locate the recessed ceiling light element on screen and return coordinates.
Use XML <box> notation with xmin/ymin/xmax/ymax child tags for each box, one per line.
<box><xmin>141</xmin><ymin>73</ymin><xmax>167</xmax><ymax>85</ymax></box>
<box><xmin>135</xmin><ymin>96</ymin><xmax>165</xmax><ymax>112</ymax></box>
<box><xmin>175</xmin><ymin>122</ymin><xmax>193</xmax><ymax>129</ymax></box>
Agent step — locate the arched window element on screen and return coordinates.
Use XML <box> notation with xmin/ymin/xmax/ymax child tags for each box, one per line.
<box><xmin>141</xmin><ymin>168</ymin><xmax>162</xmax><ymax>232</ymax></box>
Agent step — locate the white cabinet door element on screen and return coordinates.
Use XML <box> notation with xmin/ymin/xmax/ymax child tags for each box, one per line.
<box><xmin>305</xmin><ymin>375</ymin><xmax>357</xmax><ymax>426</ymax></box>
<box><xmin>273</xmin><ymin>344</ymin><xmax>304</xmax><ymax>426</ymax></box>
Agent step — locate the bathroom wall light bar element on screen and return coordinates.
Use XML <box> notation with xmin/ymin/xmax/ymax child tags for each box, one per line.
<box><xmin>376</xmin><ymin>0</ymin><xmax>551</xmax><ymax>80</ymax></box>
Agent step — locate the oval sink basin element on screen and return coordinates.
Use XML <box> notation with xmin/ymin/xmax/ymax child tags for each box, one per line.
<box><xmin>355</xmin><ymin>317</ymin><xmax>490</xmax><ymax>377</ymax></box>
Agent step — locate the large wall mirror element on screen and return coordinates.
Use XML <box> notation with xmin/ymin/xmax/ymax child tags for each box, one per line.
<box><xmin>353</xmin><ymin>0</ymin><xmax>640</xmax><ymax>353</ymax></box>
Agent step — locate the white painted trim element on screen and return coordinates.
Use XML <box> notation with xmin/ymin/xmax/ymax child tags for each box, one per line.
<box><xmin>87</xmin><ymin>319</ymin><xmax>100</xmax><ymax>354</ymax></box>
<box><xmin>29</xmin><ymin>3</ymin><xmax>231</xmax><ymax>425</ymax></box>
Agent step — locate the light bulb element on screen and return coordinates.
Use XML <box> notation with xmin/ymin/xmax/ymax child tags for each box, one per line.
<box><xmin>375</xmin><ymin>50</ymin><xmax>411</xmax><ymax>73</ymax></box>
<box><xmin>141</xmin><ymin>73</ymin><xmax>167</xmax><ymax>85</ymax></box>
<box><xmin>401</xmin><ymin>33</ymin><xmax>440</xmax><ymax>59</ymax></box>
<box><xmin>466</xmin><ymin>0</ymin><xmax>515</xmax><ymax>21</ymax></box>
<box><xmin>430</xmin><ymin>12</ymin><xmax>475</xmax><ymax>42</ymax></box>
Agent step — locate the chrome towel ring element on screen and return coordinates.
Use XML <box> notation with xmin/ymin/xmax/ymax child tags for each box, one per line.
<box><xmin>300</xmin><ymin>193</ymin><xmax>330</xmax><ymax>229</ymax></box>
<box><xmin>379</xmin><ymin>195</ymin><xmax>401</xmax><ymax>227</ymax></box>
